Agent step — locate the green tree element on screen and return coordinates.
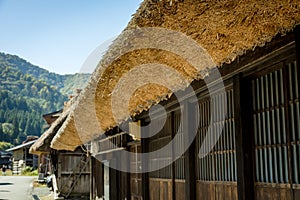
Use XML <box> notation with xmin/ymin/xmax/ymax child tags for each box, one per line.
<box><xmin>0</xmin><ymin>141</ymin><xmax>13</xmax><ymax>151</ymax></box>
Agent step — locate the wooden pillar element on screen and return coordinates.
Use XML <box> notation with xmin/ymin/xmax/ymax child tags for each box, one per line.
<box><xmin>125</xmin><ymin>146</ymin><xmax>131</xmax><ymax>200</ymax></box>
<box><xmin>141</xmin><ymin>119</ymin><xmax>150</xmax><ymax>200</ymax></box>
<box><xmin>117</xmin><ymin>148</ymin><xmax>131</xmax><ymax>200</ymax></box>
<box><xmin>184</xmin><ymin>101</ymin><xmax>196</xmax><ymax>200</ymax></box>
<box><xmin>91</xmin><ymin>157</ymin><xmax>104</xmax><ymax>199</ymax></box>
<box><xmin>119</xmin><ymin>135</ymin><xmax>131</xmax><ymax>200</ymax></box>
<box><xmin>110</xmin><ymin>158</ymin><xmax>118</xmax><ymax>200</ymax></box>
<box><xmin>90</xmin><ymin>157</ymin><xmax>95</xmax><ymax>200</ymax></box>
<box><xmin>234</xmin><ymin>74</ymin><xmax>254</xmax><ymax>200</ymax></box>
<box><xmin>294</xmin><ymin>24</ymin><xmax>300</xmax><ymax>200</ymax></box>
<box><xmin>171</xmin><ymin>111</ymin><xmax>176</xmax><ymax>200</ymax></box>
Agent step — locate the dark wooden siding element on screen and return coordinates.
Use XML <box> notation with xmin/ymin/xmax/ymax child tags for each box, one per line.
<box><xmin>250</xmin><ymin>55</ymin><xmax>300</xmax><ymax>199</ymax></box>
<box><xmin>195</xmin><ymin>87</ymin><xmax>238</xmax><ymax>200</ymax></box>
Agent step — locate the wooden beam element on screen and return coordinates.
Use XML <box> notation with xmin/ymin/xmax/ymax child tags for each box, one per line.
<box><xmin>234</xmin><ymin>74</ymin><xmax>254</xmax><ymax>200</ymax></box>
<box><xmin>295</xmin><ymin>25</ymin><xmax>300</xmax><ymax>64</ymax></box>
<box><xmin>295</xmin><ymin>25</ymin><xmax>300</xmax><ymax>91</ymax></box>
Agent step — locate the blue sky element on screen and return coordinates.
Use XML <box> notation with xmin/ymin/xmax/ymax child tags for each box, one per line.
<box><xmin>0</xmin><ymin>0</ymin><xmax>142</xmax><ymax>74</ymax></box>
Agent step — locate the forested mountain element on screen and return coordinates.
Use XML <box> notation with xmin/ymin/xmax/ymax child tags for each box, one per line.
<box><xmin>0</xmin><ymin>52</ymin><xmax>90</xmax><ymax>145</ymax></box>
<box><xmin>0</xmin><ymin>52</ymin><xmax>90</xmax><ymax>95</ymax></box>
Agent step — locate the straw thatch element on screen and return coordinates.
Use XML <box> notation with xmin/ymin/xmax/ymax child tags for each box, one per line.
<box><xmin>29</xmin><ymin>111</ymin><xmax>69</xmax><ymax>155</ymax></box>
<box><xmin>51</xmin><ymin>0</ymin><xmax>300</xmax><ymax>151</ymax></box>
<box><xmin>49</xmin><ymin>113</ymin><xmax>82</xmax><ymax>150</ymax></box>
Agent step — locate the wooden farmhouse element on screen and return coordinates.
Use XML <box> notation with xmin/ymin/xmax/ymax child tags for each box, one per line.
<box><xmin>30</xmin><ymin>108</ymin><xmax>90</xmax><ymax>200</ymax></box>
<box><xmin>30</xmin><ymin>1</ymin><xmax>300</xmax><ymax>200</ymax></box>
<box><xmin>7</xmin><ymin>136</ymin><xmax>38</xmax><ymax>174</ymax></box>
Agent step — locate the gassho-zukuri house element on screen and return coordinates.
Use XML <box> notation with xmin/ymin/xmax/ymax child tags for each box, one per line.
<box><xmin>32</xmin><ymin>0</ymin><xmax>300</xmax><ymax>200</ymax></box>
<box><xmin>30</xmin><ymin>100</ymin><xmax>91</xmax><ymax>199</ymax></box>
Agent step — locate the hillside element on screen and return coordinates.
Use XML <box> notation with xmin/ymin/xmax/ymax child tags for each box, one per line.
<box><xmin>0</xmin><ymin>52</ymin><xmax>90</xmax><ymax>145</ymax></box>
<box><xmin>0</xmin><ymin>52</ymin><xmax>90</xmax><ymax>95</ymax></box>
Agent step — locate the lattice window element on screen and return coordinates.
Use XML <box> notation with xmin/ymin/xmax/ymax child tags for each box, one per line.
<box><xmin>195</xmin><ymin>88</ymin><xmax>237</xmax><ymax>181</ymax></box>
<box><xmin>148</xmin><ymin>109</ymin><xmax>186</xmax><ymax>180</ymax></box>
<box><xmin>252</xmin><ymin>67</ymin><xmax>288</xmax><ymax>183</ymax></box>
<box><xmin>252</xmin><ymin>59</ymin><xmax>300</xmax><ymax>184</ymax></box>
<box><xmin>149</xmin><ymin>113</ymin><xmax>173</xmax><ymax>179</ymax></box>
<box><xmin>173</xmin><ymin>110</ymin><xmax>185</xmax><ymax>180</ymax></box>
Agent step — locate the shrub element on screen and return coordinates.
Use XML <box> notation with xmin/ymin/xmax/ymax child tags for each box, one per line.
<box><xmin>21</xmin><ymin>166</ymin><xmax>38</xmax><ymax>176</ymax></box>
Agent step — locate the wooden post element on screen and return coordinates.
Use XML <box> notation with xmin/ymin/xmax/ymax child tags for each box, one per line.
<box><xmin>110</xmin><ymin>158</ymin><xmax>118</xmax><ymax>200</ymax></box>
<box><xmin>141</xmin><ymin>119</ymin><xmax>150</xmax><ymax>200</ymax></box>
<box><xmin>171</xmin><ymin>111</ymin><xmax>176</xmax><ymax>200</ymax></box>
<box><xmin>184</xmin><ymin>101</ymin><xmax>196</xmax><ymax>200</ymax></box>
<box><xmin>125</xmin><ymin>145</ymin><xmax>131</xmax><ymax>200</ymax></box>
<box><xmin>234</xmin><ymin>74</ymin><xmax>254</xmax><ymax>200</ymax></box>
<box><xmin>294</xmin><ymin>24</ymin><xmax>300</xmax><ymax>200</ymax></box>
<box><xmin>90</xmin><ymin>157</ymin><xmax>94</xmax><ymax>200</ymax></box>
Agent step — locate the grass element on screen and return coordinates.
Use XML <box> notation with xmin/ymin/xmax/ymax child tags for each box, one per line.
<box><xmin>0</xmin><ymin>169</ymin><xmax>13</xmax><ymax>176</ymax></box>
<box><xmin>21</xmin><ymin>166</ymin><xmax>38</xmax><ymax>176</ymax></box>
<box><xmin>0</xmin><ymin>167</ymin><xmax>38</xmax><ymax>176</ymax></box>
<box><xmin>21</xmin><ymin>169</ymin><xmax>38</xmax><ymax>176</ymax></box>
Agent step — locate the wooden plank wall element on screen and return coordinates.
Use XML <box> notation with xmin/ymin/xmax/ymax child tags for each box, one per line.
<box><xmin>254</xmin><ymin>183</ymin><xmax>291</xmax><ymax>200</ymax></box>
<box><xmin>149</xmin><ymin>178</ymin><xmax>172</xmax><ymax>200</ymax></box>
<box><xmin>57</xmin><ymin>150</ymin><xmax>90</xmax><ymax>197</ymax></box>
<box><xmin>196</xmin><ymin>181</ymin><xmax>237</xmax><ymax>200</ymax></box>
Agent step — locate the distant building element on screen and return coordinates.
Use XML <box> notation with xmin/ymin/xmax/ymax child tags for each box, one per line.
<box><xmin>42</xmin><ymin>110</ymin><xmax>63</xmax><ymax>126</ymax></box>
<box><xmin>7</xmin><ymin>136</ymin><xmax>38</xmax><ymax>174</ymax></box>
<box><xmin>0</xmin><ymin>150</ymin><xmax>12</xmax><ymax>166</ymax></box>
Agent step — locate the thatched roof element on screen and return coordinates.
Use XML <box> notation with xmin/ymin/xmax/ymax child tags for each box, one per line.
<box><xmin>49</xmin><ymin>113</ymin><xmax>82</xmax><ymax>150</ymax></box>
<box><xmin>51</xmin><ymin>0</ymin><xmax>300</xmax><ymax>151</ymax></box>
<box><xmin>29</xmin><ymin>111</ymin><xmax>68</xmax><ymax>155</ymax></box>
